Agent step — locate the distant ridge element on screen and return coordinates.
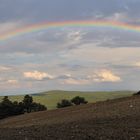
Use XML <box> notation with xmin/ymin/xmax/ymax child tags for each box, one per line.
<box><xmin>32</xmin><ymin>90</ymin><xmax>134</xmax><ymax>95</ymax></box>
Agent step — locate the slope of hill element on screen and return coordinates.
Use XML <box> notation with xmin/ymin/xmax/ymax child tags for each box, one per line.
<box><xmin>0</xmin><ymin>90</ymin><xmax>133</xmax><ymax>110</ymax></box>
<box><xmin>0</xmin><ymin>95</ymin><xmax>140</xmax><ymax>140</ymax></box>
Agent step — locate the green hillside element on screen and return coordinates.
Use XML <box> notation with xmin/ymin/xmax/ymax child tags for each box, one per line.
<box><xmin>0</xmin><ymin>90</ymin><xmax>133</xmax><ymax>110</ymax></box>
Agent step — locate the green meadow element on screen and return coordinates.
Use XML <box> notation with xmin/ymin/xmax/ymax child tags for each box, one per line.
<box><xmin>0</xmin><ymin>90</ymin><xmax>134</xmax><ymax>110</ymax></box>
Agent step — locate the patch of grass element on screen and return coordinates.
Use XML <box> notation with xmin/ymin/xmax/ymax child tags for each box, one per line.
<box><xmin>0</xmin><ymin>90</ymin><xmax>133</xmax><ymax>110</ymax></box>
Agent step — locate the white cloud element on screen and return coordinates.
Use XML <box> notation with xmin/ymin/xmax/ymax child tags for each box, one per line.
<box><xmin>60</xmin><ymin>43</ymin><xmax>140</xmax><ymax>65</ymax></box>
<box><xmin>62</xmin><ymin>78</ymin><xmax>89</xmax><ymax>85</ymax></box>
<box><xmin>0</xmin><ymin>66</ymin><xmax>11</xmax><ymax>71</ymax></box>
<box><xmin>57</xmin><ymin>73</ymin><xmax>72</xmax><ymax>79</ymax></box>
<box><xmin>107</xmin><ymin>12</ymin><xmax>127</xmax><ymax>21</ymax></box>
<box><xmin>7</xmin><ymin>79</ymin><xmax>18</xmax><ymax>84</ymax></box>
<box><xmin>91</xmin><ymin>12</ymin><xmax>128</xmax><ymax>22</ymax></box>
<box><xmin>67</xmin><ymin>31</ymin><xmax>82</xmax><ymax>42</ymax></box>
<box><xmin>66</xmin><ymin>30</ymin><xmax>87</xmax><ymax>45</ymax></box>
<box><xmin>88</xmin><ymin>69</ymin><xmax>121</xmax><ymax>82</ymax></box>
<box><xmin>64</xmin><ymin>74</ymin><xmax>72</xmax><ymax>77</ymax></box>
<box><xmin>24</xmin><ymin>70</ymin><xmax>54</xmax><ymax>80</ymax></box>
<box><xmin>133</xmin><ymin>62</ymin><xmax>140</xmax><ymax>67</ymax></box>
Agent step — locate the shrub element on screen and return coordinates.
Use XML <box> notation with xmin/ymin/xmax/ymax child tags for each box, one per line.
<box><xmin>71</xmin><ymin>96</ymin><xmax>88</xmax><ymax>105</ymax></box>
<box><xmin>31</xmin><ymin>102</ymin><xmax>47</xmax><ymax>112</ymax></box>
<box><xmin>57</xmin><ymin>99</ymin><xmax>72</xmax><ymax>108</ymax></box>
<box><xmin>134</xmin><ymin>91</ymin><xmax>140</xmax><ymax>96</ymax></box>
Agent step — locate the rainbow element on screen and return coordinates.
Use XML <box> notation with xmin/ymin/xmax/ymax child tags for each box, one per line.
<box><xmin>1</xmin><ymin>20</ymin><xmax>140</xmax><ymax>42</ymax></box>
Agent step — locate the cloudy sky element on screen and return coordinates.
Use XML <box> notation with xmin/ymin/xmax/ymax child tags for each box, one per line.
<box><xmin>0</xmin><ymin>0</ymin><xmax>140</xmax><ymax>95</ymax></box>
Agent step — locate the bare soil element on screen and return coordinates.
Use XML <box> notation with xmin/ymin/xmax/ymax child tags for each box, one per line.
<box><xmin>0</xmin><ymin>95</ymin><xmax>140</xmax><ymax>140</ymax></box>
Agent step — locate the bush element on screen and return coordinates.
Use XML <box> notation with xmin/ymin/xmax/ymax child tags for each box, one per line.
<box><xmin>31</xmin><ymin>102</ymin><xmax>47</xmax><ymax>112</ymax></box>
<box><xmin>71</xmin><ymin>96</ymin><xmax>88</xmax><ymax>105</ymax></box>
<box><xmin>57</xmin><ymin>99</ymin><xmax>72</xmax><ymax>108</ymax></box>
<box><xmin>56</xmin><ymin>96</ymin><xmax>88</xmax><ymax>108</ymax></box>
<box><xmin>134</xmin><ymin>91</ymin><xmax>140</xmax><ymax>96</ymax></box>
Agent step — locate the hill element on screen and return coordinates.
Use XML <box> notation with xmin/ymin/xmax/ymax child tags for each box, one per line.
<box><xmin>0</xmin><ymin>95</ymin><xmax>140</xmax><ymax>140</ymax></box>
<box><xmin>0</xmin><ymin>90</ymin><xmax>133</xmax><ymax>110</ymax></box>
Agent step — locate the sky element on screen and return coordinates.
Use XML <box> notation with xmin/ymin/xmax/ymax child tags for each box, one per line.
<box><xmin>0</xmin><ymin>0</ymin><xmax>140</xmax><ymax>95</ymax></box>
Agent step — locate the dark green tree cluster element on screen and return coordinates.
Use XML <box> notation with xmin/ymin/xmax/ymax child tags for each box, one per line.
<box><xmin>0</xmin><ymin>95</ymin><xmax>47</xmax><ymax>119</ymax></box>
<box><xmin>71</xmin><ymin>96</ymin><xmax>88</xmax><ymax>105</ymax></box>
<box><xmin>57</xmin><ymin>99</ymin><xmax>72</xmax><ymax>108</ymax></box>
<box><xmin>22</xmin><ymin>95</ymin><xmax>47</xmax><ymax>113</ymax></box>
<box><xmin>57</xmin><ymin>96</ymin><xmax>88</xmax><ymax>108</ymax></box>
<box><xmin>134</xmin><ymin>91</ymin><xmax>140</xmax><ymax>96</ymax></box>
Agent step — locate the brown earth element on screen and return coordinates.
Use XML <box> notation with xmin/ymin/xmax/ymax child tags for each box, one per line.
<box><xmin>0</xmin><ymin>95</ymin><xmax>140</xmax><ymax>140</ymax></box>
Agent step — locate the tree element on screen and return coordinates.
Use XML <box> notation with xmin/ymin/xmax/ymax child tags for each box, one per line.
<box><xmin>57</xmin><ymin>99</ymin><xmax>72</xmax><ymax>108</ymax></box>
<box><xmin>71</xmin><ymin>96</ymin><xmax>88</xmax><ymax>105</ymax></box>
<box><xmin>0</xmin><ymin>97</ymin><xmax>24</xmax><ymax>119</ymax></box>
<box><xmin>0</xmin><ymin>96</ymin><xmax>13</xmax><ymax>117</ymax></box>
<box><xmin>12</xmin><ymin>101</ymin><xmax>24</xmax><ymax>115</ymax></box>
<box><xmin>0</xmin><ymin>95</ymin><xmax>47</xmax><ymax>119</ymax></box>
<box><xmin>134</xmin><ymin>91</ymin><xmax>140</xmax><ymax>95</ymax></box>
<box><xmin>23</xmin><ymin>95</ymin><xmax>33</xmax><ymax>113</ymax></box>
<box><xmin>31</xmin><ymin>102</ymin><xmax>47</xmax><ymax>112</ymax></box>
<box><xmin>22</xmin><ymin>95</ymin><xmax>47</xmax><ymax>113</ymax></box>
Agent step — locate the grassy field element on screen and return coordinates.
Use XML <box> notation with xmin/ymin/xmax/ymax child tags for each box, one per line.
<box><xmin>0</xmin><ymin>90</ymin><xmax>134</xmax><ymax>110</ymax></box>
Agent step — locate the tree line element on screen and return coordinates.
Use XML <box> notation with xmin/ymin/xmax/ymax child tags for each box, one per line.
<box><xmin>0</xmin><ymin>95</ymin><xmax>47</xmax><ymax>119</ymax></box>
<box><xmin>0</xmin><ymin>94</ymin><xmax>88</xmax><ymax>119</ymax></box>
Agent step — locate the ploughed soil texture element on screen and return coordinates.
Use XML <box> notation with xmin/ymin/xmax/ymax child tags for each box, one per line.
<box><xmin>0</xmin><ymin>95</ymin><xmax>140</xmax><ymax>140</ymax></box>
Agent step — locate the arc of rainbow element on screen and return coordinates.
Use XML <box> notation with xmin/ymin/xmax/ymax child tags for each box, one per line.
<box><xmin>0</xmin><ymin>20</ymin><xmax>140</xmax><ymax>42</ymax></box>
